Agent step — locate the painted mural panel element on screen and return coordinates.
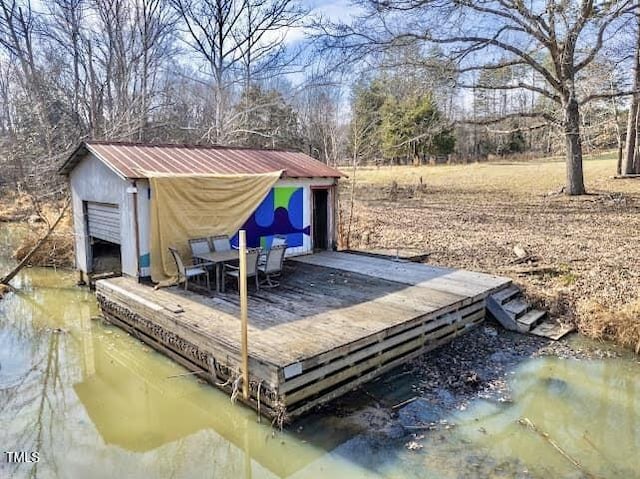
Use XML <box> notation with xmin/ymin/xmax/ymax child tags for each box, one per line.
<box><xmin>231</xmin><ymin>187</ymin><xmax>310</xmax><ymax>249</ymax></box>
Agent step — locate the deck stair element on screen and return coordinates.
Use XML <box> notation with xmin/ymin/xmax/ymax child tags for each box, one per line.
<box><xmin>487</xmin><ymin>284</ymin><xmax>571</xmax><ymax>339</ymax></box>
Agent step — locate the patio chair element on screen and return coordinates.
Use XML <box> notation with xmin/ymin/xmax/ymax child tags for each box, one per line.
<box><xmin>169</xmin><ymin>247</ymin><xmax>211</xmax><ymax>291</ymax></box>
<box><xmin>210</xmin><ymin>235</ymin><xmax>232</xmax><ymax>252</ymax></box>
<box><xmin>258</xmin><ymin>244</ymin><xmax>287</xmax><ymax>287</ymax></box>
<box><xmin>223</xmin><ymin>247</ymin><xmax>261</xmax><ymax>292</ymax></box>
<box><xmin>259</xmin><ymin>235</ymin><xmax>287</xmax><ymax>265</ymax></box>
<box><xmin>189</xmin><ymin>237</ymin><xmax>211</xmax><ymax>264</ymax></box>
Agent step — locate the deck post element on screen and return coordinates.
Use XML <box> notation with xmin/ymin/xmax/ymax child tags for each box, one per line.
<box><xmin>239</xmin><ymin>230</ymin><xmax>249</xmax><ymax>400</ymax></box>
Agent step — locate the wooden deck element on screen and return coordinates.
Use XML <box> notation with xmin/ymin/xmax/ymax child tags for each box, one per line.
<box><xmin>95</xmin><ymin>252</ymin><xmax>511</xmax><ymax>420</ymax></box>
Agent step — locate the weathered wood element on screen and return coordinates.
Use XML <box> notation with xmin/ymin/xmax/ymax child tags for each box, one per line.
<box><xmin>492</xmin><ymin>285</ymin><xmax>520</xmax><ymax>305</ymax></box>
<box><xmin>284</xmin><ymin>309</ymin><xmax>484</xmax><ymax>406</ymax></box>
<box><xmin>292</xmin><ymin>252</ymin><xmax>510</xmax><ymax>299</ymax></box>
<box><xmin>346</xmin><ymin>248</ymin><xmax>432</xmax><ymax>263</ymax></box>
<box><xmin>517</xmin><ymin>309</ymin><xmax>547</xmax><ymax>329</ymax></box>
<box><xmin>239</xmin><ymin>230</ymin><xmax>249</xmax><ymax>400</ymax></box>
<box><xmin>96</xmin><ymin>252</ymin><xmax>512</xmax><ymax>419</ymax></box>
<box><xmin>287</xmin><ymin>317</ymin><xmax>484</xmax><ymax>419</ymax></box>
<box><xmin>503</xmin><ymin>298</ymin><xmax>530</xmax><ymax>318</ymax></box>
<box><xmin>279</xmin><ymin>301</ymin><xmax>484</xmax><ymax>395</ymax></box>
<box><xmin>529</xmin><ymin>320</ymin><xmax>575</xmax><ymax>340</ymax></box>
<box><xmin>101</xmin><ymin>309</ymin><xmax>281</xmax><ymax>415</ymax></box>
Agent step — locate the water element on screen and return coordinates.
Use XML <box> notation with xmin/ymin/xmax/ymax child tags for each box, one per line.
<box><xmin>0</xmin><ymin>225</ymin><xmax>638</xmax><ymax>479</ymax></box>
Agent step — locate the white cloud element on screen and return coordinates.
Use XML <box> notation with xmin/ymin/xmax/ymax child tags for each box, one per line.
<box><xmin>307</xmin><ymin>0</ymin><xmax>359</xmax><ymax>22</ymax></box>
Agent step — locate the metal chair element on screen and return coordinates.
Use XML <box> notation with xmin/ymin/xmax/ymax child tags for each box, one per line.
<box><xmin>223</xmin><ymin>247</ymin><xmax>261</xmax><ymax>292</ymax></box>
<box><xmin>168</xmin><ymin>247</ymin><xmax>211</xmax><ymax>291</ymax></box>
<box><xmin>259</xmin><ymin>235</ymin><xmax>287</xmax><ymax>265</ymax></box>
<box><xmin>210</xmin><ymin>235</ymin><xmax>231</xmax><ymax>252</ymax></box>
<box><xmin>188</xmin><ymin>237</ymin><xmax>211</xmax><ymax>263</ymax></box>
<box><xmin>272</xmin><ymin>234</ymin><xmax>287</xmax><ymax>247</ymax></box>
<box><xmin>258</xmin><ymin>244</ymin><xmax>286</xmax><ymax>287</ymax></box>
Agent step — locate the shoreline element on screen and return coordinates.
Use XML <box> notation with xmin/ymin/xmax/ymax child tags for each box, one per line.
<box><xmin>297</xmin><ymin>322</ymin><xmax>628</xmax><ymax>450</ymax></box>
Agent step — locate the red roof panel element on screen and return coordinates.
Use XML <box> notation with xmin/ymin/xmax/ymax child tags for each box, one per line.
<box><xmin>64</xmin><ymin>141</ymin><xmax>344</xmax><ymax>179</ymax></box>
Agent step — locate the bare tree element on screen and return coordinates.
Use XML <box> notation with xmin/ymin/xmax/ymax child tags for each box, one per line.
<box><xmin>168</xmin><ymin>0</ymin><xmax>304</xmax><ymax>143</ymax></box>
<box><xmin>622</xmin><ymin>9</ymin><xmax>640</xmax><ymax>175</ymax></box>
<box><xmin>297</xmin><ymin>79</ymin><xmax>345</xmax><ymax>165</ymax></box>
<box><xmin>317</xmin><ymin>0</ymin><xmax>639</xmax><ymax>194</ymax></box>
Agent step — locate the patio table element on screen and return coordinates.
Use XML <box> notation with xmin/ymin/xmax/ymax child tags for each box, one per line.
<box><xmin>193</xmin><ymin>250</ymin><xmax>240</xmax><ymax>292</ymax></box>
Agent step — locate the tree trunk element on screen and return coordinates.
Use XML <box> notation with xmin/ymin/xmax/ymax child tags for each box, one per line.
<box><xmin>563</xmin><ymin>97</ymin><xmax>586</xmax><ymax>195</ymax></box>
<box><xmin>623</xmin><ymin>13</ymin><xmax>640</xmax><ymax>175</ymax></box>
<box><xmin>610</xmin><ymin>77</ymin><xmax>624</xmax><ymax>175</ymax></box>
<box><xmin>623</xmin><ymin>96</ymin><xmax>639</xmax><ymax>175</ymax></box>
<box><xmin>635</xmin><ymin>105</ymin><xmax>640</xmax><ymax>172</ymax></box>
<box><xmin>1</xmin><ymin>198</ymin><xmax>70</xmax><ymax>286</ymax></box>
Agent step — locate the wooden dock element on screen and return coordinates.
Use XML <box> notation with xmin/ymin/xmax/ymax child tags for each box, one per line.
<box><xmin>95</xmin><ymin>252</ymin><xmax>511</xmax><ymax>421</ymax></box>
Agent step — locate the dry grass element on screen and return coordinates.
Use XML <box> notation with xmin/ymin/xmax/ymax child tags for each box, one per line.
<box><xmin>0</xmin><ymin>189</ymin><xmax>35</xmax><ymax>221</ymax></box>
<box><xmin>579</xmin><ymin>299</ymin><xmax>640</xmax><ymax>353</ymax></box>
<box><xmin>340</xmin><ymin>151</ymin><xmax>640</xmax><ymax>350</ymax></box>
<box><xmin>0</xmin><ymin>190</ymin><xmax>75</xmax><ymax>268</ymax></box>
<box><xmin>13</xmin><ymin>223</ymin><xmax>75</xmax><ymax>268</ymax></box>
<box><xmin>354</xmin><ymin>151</ymin><xmax>633</xmax><ymax>194</ymax></box>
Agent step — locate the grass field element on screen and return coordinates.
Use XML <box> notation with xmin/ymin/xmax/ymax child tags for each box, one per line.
<box><xmin>340</xmin><ymin>153</ymin><xmax>640</xmax><ymax>350</ymax></box>
<box><xmin>353</xmin><ymin>151</ymin><xmax>637</xmax><ymax>195</ymax></box>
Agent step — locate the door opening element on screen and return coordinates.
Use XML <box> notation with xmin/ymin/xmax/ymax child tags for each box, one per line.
<box><xmin>84</xmin><ymin>201</ymin><xmax>122</xmax><ymax>277</ymax></box>
<box><xmin>90</xmin><ymin>238</ymin><xmax>122</xmax><ymax>276</ymax></box>
<box><xmin>312</xmin><ymin>189</ymin><xmax>329</xmax><ymax>251</ymax></box>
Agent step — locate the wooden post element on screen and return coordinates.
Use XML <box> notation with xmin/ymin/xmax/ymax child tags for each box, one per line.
<box><xmin>239</xmin><ymin>230</ymin><xmax>249</xmax><ymax>400</ymax></box>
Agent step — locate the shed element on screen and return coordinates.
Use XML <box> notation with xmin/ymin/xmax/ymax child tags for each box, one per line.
<box><xmin>59</xmin><ymin>141</ymin><xmax>343</xmax><ymax>282</ymax></box>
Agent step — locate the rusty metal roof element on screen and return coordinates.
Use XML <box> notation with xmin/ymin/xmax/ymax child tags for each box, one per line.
<box><xmin>59</xmin><ymin>141</ymin><xmax>344</xmax><ymax>179</ymax></box>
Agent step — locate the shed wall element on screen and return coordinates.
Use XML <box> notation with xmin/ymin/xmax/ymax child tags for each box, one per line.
<box><xmin>69</xmin><ymin>153</ymin><xmax>138</xmax><ymax>277</ymax></box>
<box><xmin>69</xmin><ymin>154</ymin><xmax>337</xmax><ymax>280</ymax></box>
<box><xmin>134</xmin><ymin>177</ymin><xmax>336</xmax><ymax>278</ymax></box>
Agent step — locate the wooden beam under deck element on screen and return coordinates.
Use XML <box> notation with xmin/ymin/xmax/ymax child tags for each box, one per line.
<box><xmin>95</xmin><ymin>252</ymin><xmax>511</xmax><ymax>420</ymax></box>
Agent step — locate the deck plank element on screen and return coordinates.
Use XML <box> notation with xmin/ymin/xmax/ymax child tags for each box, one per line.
<box><xmin>96</xmin><ymin>252</ymin><xmax>513</xmax><ymax>417</ymax></box>
<box><xmin>100</xmin><ymin>254</ymin><xmax>508</xmax><ymax>368</ymax></box>
<box><xmin>292</xmin><ymin>252</ymin><xmax>510</xmax><ymax>298</ymax></box>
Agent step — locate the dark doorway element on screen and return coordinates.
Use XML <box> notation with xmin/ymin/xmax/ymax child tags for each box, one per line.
<box><xmin>90</xmin><ymin>238</ymin><xmax>122</xmax><ymax>276</ymax></box>
<box><xmin>313</xmin><ymin>189</ymin><xmax>329</xmax><ymax>251</ymax></box>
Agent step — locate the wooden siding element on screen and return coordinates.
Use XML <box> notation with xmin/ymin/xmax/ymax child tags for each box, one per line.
<box><xmin>69</xmin><ymin>153</ymin><xmax>138</xmax><ymax>277</ymax></box>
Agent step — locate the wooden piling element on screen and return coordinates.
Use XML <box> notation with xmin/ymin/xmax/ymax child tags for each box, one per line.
<box><xmin>239</xmin><ymin>230</ymin><xmax>249</xmax><ymax>400</ymax></box>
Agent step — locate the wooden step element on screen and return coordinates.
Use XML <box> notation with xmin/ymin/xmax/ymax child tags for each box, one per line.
<box><xmin>530</xmin><ymin>320</ymin><xmax>574</xmax><ymax>340</ymax></box>
<box><xmin>492</xmin><ymin>285</ymin><xmax>521</xmax><ymax>305</ymax></box>
<box><xmin>486</xmin><ymin>295</ymin><xmax>518</xmax><ymax>331</ymax></box>
<box><xmin>516</xmin><ymin>309</ymin><xmax>547</xmax><ymax>332</ymax></box>
<box><xmin>503</xmin><ymin>298</ymin><xmax>530</xmax><ymax>319</ymax></box>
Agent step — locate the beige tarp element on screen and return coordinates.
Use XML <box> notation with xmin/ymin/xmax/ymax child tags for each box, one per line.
<box><xmin>147</xmin><ymin>171</ymin><xmax>282</xmax><ymax>283</ymax></box>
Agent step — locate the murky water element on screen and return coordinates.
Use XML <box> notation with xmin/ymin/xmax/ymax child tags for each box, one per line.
<box><xmin>0</xmin><ymin>225</ymin><xmax>638</xmax><ymax>479</ymax></box>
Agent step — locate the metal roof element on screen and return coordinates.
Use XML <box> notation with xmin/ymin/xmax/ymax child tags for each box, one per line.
<box><xmin>59</xmin><ymin>141</ymin><xmax>344</xmax><ymax>179</ymax></box>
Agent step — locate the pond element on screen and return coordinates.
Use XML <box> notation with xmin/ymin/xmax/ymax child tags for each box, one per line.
<box><xmin>0</xmin><ymin>224</ymin><xmax>638</xmax><ymax>478</ymax></box>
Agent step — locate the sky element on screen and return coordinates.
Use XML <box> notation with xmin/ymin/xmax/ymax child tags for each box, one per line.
<box><xmin>305</xmin><ymin>0</ymin><xmax>355</xmax><ymax>22</ymax></box>
<box><xmin>278</xmin><ymin>0</ymin><xmax>357</xmax><ymax>46</ymax></box>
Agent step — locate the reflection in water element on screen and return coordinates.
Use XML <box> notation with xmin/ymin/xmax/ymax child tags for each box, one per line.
<box><xmin>0</xmin><ymin>238</ymin><xmax>375</xmax><ymax>478</ymax></box>
<box><xmin>0</xmin><ymin>224</ymin><xmax>638</xmax><ymax>479</ymax></box>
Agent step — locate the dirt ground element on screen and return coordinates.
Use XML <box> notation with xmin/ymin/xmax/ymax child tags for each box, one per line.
<box><xmin>339</xmin><ymin>152</ymin><xmax>640</xmax><ymax>349</ymax></box>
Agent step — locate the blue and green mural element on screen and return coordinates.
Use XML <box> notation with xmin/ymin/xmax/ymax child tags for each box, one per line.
<box><xmin>232</xmin><ymin>187</ymin><xmax>310</xmax><ymax>249</ymax></box>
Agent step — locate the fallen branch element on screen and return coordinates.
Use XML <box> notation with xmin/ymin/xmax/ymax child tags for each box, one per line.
<box><xmin>499</xmin><ymin>264</ymin><xmax>558</xmax><ymax>275</ymax></box>
<box><xmin>1</xmin><ymin>197</ymin><xmax>70</xmax><ymax>287</ymax></box>
<box><xmin>392</xmin><ymin>396</ymin><xmax>419</xmax><ymax>410</ymax></box>
<box><xmin>166</xmin><ymin>369</ymin><xmax>207</xmax><ymax>379</ymax></box>
<box><xmin>518</xmin><ymin>417</ymin><xmax>600</xmax><ymax>479</ymax></box>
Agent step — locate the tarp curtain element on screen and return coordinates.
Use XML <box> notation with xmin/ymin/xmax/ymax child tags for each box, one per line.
<box><xmin>146</xmin><ymin>171</ymin><xmax>282</xmax><ymax>283</ymax></box>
